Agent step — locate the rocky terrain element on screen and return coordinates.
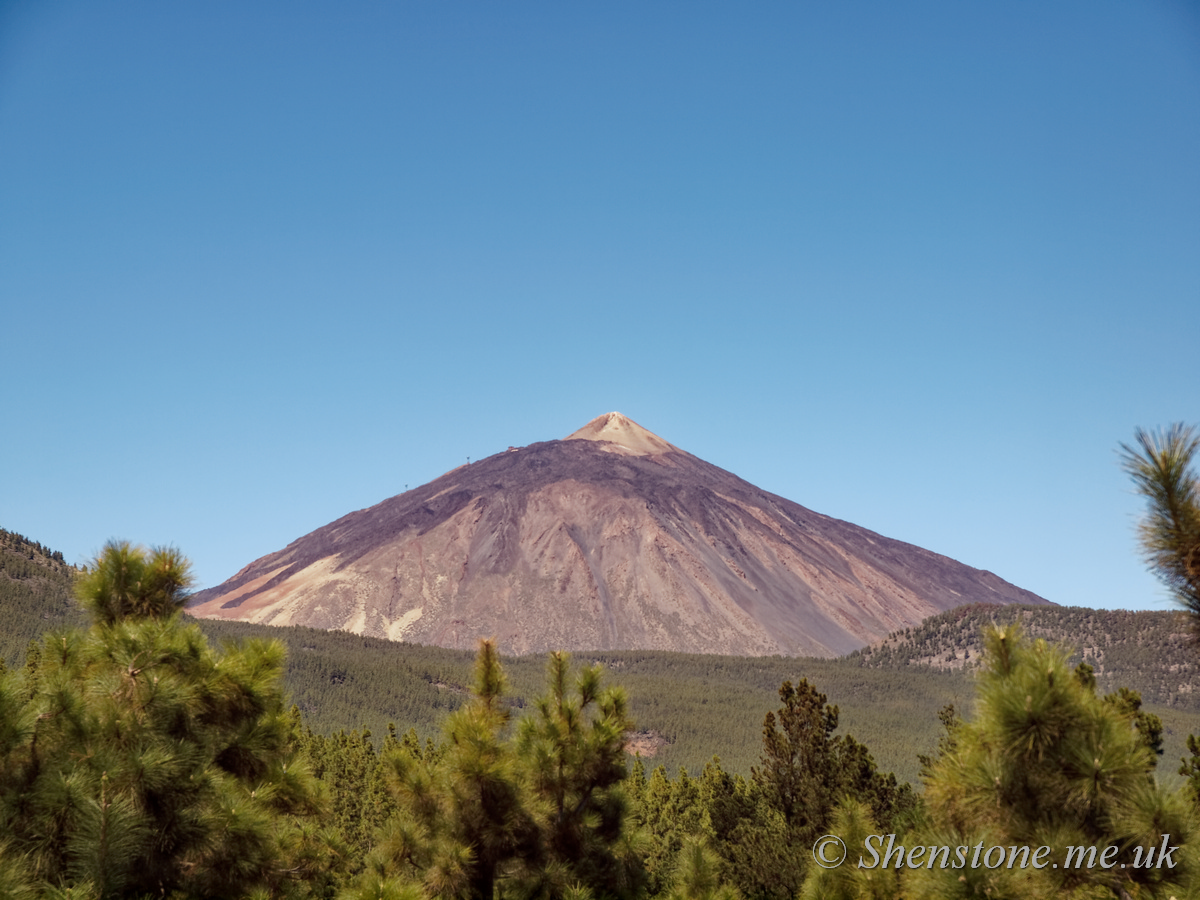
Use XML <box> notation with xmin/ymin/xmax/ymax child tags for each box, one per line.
<box><xmin>188</xmin><ymin>413</ymin><xmax>1050</xmax><ymax>656</ymax></box>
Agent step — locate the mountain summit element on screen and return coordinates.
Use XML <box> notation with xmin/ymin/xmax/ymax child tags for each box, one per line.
<box><xmin>564</xmin><ymin>412</ymin><xmax>681</xmax><ymax>456</ymax></box>
<box><xmin>188</xmin><ymin>414</ymin><xmax>1050</xmax><ymax>656</ymax></box>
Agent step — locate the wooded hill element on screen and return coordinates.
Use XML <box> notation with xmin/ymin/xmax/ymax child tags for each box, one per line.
<box><xmin>183</xmin><ymin>616</ymin><xmax>1200</xmax><ymax>788</ymax></box>
<box><xmin>4</xmin><ymin>532</ymin><xmax>1198</xmax><ymax>787</ymax></box>
<box><xmin>852</xmin><ymin>601</ymin><xmax>1198</xmax><ymax>707</ymax></box>
<box><xmin>0</xmin><ymin>528</ymin><xmax>86</xmax><ymax>664</ymax></box>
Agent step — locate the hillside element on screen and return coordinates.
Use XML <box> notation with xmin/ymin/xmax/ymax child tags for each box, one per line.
<box><xmin>852</xmin><ymin>602</ymin><xmax>1198</xmax><ymax>708</ymax></box>
<box><xmin>0</xmin><ymin>528</ymin><xmax>85</xmax><ymax>666</ymax></box>
<box><xmin>189</xmin><ymin>614</ymin><xmax>1200</xmax><ymax>787</ymax></box>
<box><xmin>4</xmin><ymin>530</ymin><xmax>1196</xmax><ymax>787</ymax></box>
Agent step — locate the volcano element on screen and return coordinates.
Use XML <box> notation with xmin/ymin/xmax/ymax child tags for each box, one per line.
<box><xmin>188</xmin><ymin>413</ymin><xmax>1050</xmax><ymax>656</ymax></box>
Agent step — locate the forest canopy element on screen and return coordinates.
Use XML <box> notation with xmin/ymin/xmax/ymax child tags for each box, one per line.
<box><xmin>2</xmin><ymin>536</ymin><xmax>1199</xmax><ymax>899</ymax></box>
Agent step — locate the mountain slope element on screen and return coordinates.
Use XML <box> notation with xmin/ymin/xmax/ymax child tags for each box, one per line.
<box><xmin>189</xmin><ymin>413</ymin><xmax>1050</xmax><ymax>656</ymax></box>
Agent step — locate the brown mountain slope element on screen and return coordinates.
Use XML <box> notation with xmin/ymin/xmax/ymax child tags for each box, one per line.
<box><xmin>189</xmin><ymin>413</ymin><xmax>1050</xmax><ymax>656</ymax></box>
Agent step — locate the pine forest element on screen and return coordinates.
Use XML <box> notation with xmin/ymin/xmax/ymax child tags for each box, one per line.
<box><xmin>2</xmin><ymin>514</ymin><xmax>1199</xmax><ymax>899</ymax></box>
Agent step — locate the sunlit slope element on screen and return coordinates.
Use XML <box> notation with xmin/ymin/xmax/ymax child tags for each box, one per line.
<box><xmin>190</xmin><ymin>413</ymin><xmax>1049</xmax><ymax>656</ymax></box>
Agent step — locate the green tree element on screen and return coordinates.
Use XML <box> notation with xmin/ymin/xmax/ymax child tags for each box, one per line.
<box><xmin>664</xmin><ymin>838</ymin><xmax>738</xmax><ymax>900</ymax></box>
<box><xmin>76</xmin><ymin>540</ymin><xmax>192</xmax><ymax>624</ymax></box>
<box><xmin>710</xmin><ymin>679</ymin><xmax>914</xmax><ymax>900</ymax></box>
<box><xmin>1104</xmin><ymin>685</ymin><xmax>1164</xmax><ymax>757</ymax></box>
<box><xmin>0</xmin><ymin>541</ymin><xmax>332</xmax><ymax>899</ymax></box>
<box><xmin>912</xmin><ymin>625</ymin><xmax>1197</xmax><ymax>899</ymax></box>
<box><xmin>797</xmin><ymin>798</ymin><xmax>897</xmax><ymax>900</ymax></box>
<box><xmin>630</xmin><ymin>764</ymin><xmax>702</xmax><ymax>895</ymax></box>
<box><xmin>1120</xmin><ymin>423</ymin><xmax>1200</xmax><ymax>630</ymax></box>
<box><xmin>629</xmin><ymin>757</ymin><xmax>757</xmax><ymax>899</ymax></box>
<box><xmin>1181</xmin><ymin>735</ymin><xmax>1200</xmax><ymax>805</ymax></box>
<box><xmin>303</xmin><ymin>725</ymin><xmax>396</xmax><ymax>867</ymax></box>
<box><xmin>361</xmin><ymin>644</ymin><xmax>645</xmax><ymax>900</ymax></box>
<box><xmin>365</xmin><ymin>640</ymin><xmax>537</xmax><ymax>900</ymax></box>
<box><xmin>753</xmin><ymin>679</ymin><xmax>913</xmax><ymax>841</ymax></box>
<box><xmin>516</xmin><ymin>651</ymin><xmax>644</xmax><ymax>900</ymax></box>
<box><xmin>1121</xmin><ymin>424</ymin><xmax>1200</xmax><ymax>823</ymax></box>
<box><xmin>753</xmin><ymin>679</ymin><xmax>841</xmax><ymax>843</ymax></box>
<box><xmin>917</xmin><ymin>703</ymin><xmax>960</xmax><ymax>780</ymax></box>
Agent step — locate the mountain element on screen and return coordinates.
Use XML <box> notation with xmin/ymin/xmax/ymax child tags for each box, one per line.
<box><xmin>188</xmin><ymin>413</ymin><xmax>1050</xmax><ymax>656</ymax></box>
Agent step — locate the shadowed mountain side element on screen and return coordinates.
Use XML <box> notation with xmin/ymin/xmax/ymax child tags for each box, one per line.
<box><xmin>189</xmin><ymin>414</ymin><xmax>1050</xmax><ymax>656</ymax></box>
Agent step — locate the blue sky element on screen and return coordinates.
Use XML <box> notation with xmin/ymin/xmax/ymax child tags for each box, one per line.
<box><xmin>2</xmin><ymin>1</ymin><xmax>1196</xmax><ymax>614</ymax></box>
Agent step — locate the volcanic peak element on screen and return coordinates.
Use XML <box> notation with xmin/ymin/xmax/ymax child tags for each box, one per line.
<box><xmin>564</xmin><ymin>412</ymin><xmax>681</xmax><ymax>457</ymax></box>
<box><xmin>188</xmin><ymin>411</ymin><xmax>1052</xmax><ymax>657</ymax></box>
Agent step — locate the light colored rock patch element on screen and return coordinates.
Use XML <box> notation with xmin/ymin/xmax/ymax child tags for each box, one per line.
<box><xmin>387</xmin><ymin>606</ymin><xmax>424</xmax><ymax>640</ymax></box>
<box><xmin>564</xmin><ymin>412</ymin><xmax>681</xmax><ymax>456</ymax></box>
<box><xmin>189</xmin><ymin>567</ymin><xmax>286</xmax><ymax>617</ymax></box>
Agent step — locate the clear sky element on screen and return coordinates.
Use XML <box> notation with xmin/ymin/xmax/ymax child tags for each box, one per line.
<box><xmin>2</xmin><ymin>1</ymin><xmax>1196</xmax><ymax>613</ymax></box>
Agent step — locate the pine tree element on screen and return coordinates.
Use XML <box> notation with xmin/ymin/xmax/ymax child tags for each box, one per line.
<box><xmin>913</xmin><ymin>624</ymin><xmax>1197</xmax><ymax>898</ymax></box>
<box><xmin>367</xmin><ymin>640</ymin><xmax>536</xmax><ymax>900</ymax></box>
<box><xmin>753</xmin><ymin>679</ymin><xmax>840</xmax><ymax>841</ymax></box>
<box><xmin>633</xmin><ymin>765</ymin><xmax>706</xmax><ymax>896</ymax></box>
<box><xmin>1103</xmin><ymin>685</ymin><xmax>1164</xmax><ymax>757</ymax></box>
<box><xmin>0</xmin><ymin>541</ymin><xmax>332</xmax><ymax>898</ymax></box>
<box><xmin>516</xmin><ymin>651</ymin><xmax>644</xmax><ymax>900</ymax></box>
<box><xmin>797</xmin><ymin>799</ymin><xmax>897</xmax><ymax>900</ymax></box>
<box><xmin>361</xmin><ymin>645</ymin><xmax>644</xmax><ymax>900</ymax></box>
<box><xmin>725</xmin><ymin>678</ymin><xmax>915</xmax><ymax>900</ymax></box>
<box><xmin>664</xmin><ymin>838</ymin><xmax>738</xmax><ymax>900</ymax></box>
<box><xmin>1181</xmin><ymin>735</ymin><xmax>1200</xmax><ymax>805</ymax></box>
<box><xmin>1120</xmin><ymin>423</ymin><xmax>1200</xmax><ymax>631</ymax></box>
